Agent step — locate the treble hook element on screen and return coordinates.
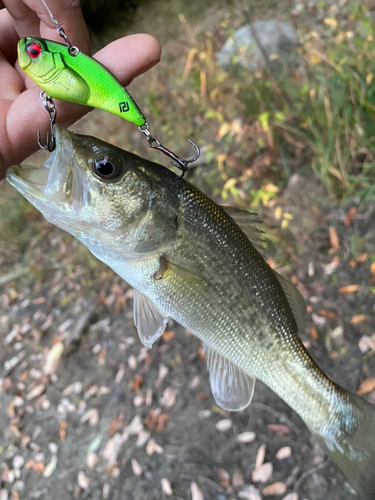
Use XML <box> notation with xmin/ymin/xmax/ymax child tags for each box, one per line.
<box><xmin>37</xmin><ymin>91</ymin><xmax>57</xmax><ymax>152</ymax></box>
<box><xmin>139</xmin><ymin>123</ymin><xmax>200</xmax><ymax>179</ymax></box>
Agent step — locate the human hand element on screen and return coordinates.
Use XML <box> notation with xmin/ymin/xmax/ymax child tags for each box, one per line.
<box><xmin>0</xmin><ymin>0</ymin><xmax>161</xmax><ymax>181</ymax></box>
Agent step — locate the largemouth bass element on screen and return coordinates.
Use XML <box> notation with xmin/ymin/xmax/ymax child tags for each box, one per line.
<box><xmin>6</xmin><ymin>126</ymin><xmax>375</xmax><ymax>499</ymax></box>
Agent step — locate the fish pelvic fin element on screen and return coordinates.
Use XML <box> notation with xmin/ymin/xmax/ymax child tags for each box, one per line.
<box><xmin>133</xmin><ymin>289</ymin><xmax>168</xmax><ymax>348</ymax></box>
<box><xmin>315</xmin><ymin>391</ymin><xmax>375</xmax><ymax>500</ymax></box>
<box><xmin>203</xmin><ymin>343</ymin><xmax>256</xmax><ymax>411</ymax></box>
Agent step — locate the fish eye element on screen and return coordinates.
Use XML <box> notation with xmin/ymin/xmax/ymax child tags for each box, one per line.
<box><xmin>93</xmin><ymin>154</ymin><xmax>123</xmax><ymax>181</ymax></box>
<box><xmin>26</xmin><ymin>41</ymin><xmax>42</xmax><ymax>59</ymax></box>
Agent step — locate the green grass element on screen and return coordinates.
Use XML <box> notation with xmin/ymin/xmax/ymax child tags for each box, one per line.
<box><xmin>144</xmin><ymin>0</ymin><xmax>375</xmax><ymax>206</ymax></box>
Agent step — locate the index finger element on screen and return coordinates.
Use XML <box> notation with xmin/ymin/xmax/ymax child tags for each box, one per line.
<box><xmin>4</xmin><ymin>0</ymin><xmax>90</xmax><ymax>54</ymax></box>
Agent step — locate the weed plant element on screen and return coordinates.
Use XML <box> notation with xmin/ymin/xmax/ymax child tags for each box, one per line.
<box><xmin>149</xmin><ymin>1</ymin><xmax>375</xmax><ymax>206</ymax></box>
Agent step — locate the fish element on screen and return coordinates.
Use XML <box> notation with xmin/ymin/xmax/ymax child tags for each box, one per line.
<box><xmin>6</xmin><ymin>126</ymin><xmax>375</xmax><ymax>499</ymax></box>
<box><xmin>17</xmin><ymin>37</ymin><xmax>146</xmax><ymax>127</ymax></box>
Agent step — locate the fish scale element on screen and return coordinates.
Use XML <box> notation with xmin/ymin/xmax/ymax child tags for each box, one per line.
<box><xmin>155</xmin><ymin>183</ymin><xmax>335</xmax><ymax>423</ymax></box>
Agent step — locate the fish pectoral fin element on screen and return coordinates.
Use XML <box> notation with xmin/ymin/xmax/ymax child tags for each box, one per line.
<box><xmin>221</xmin><ymin>206</ymin><xmax>265</xmax><ymax>255</ymax></box>
<box><xmin>273</xmin><ymin>271</ymin><xmax>306</xmax><ymax>331</ymax></box>
<box><xmin>204</xmin><ymin>343</ymin><xmax>256</xmax><ymax>411</ymax></box>
<box><xmin>133</xmin><ymin>289</ymin><xmax>168</xmax><ymax>348</ymax></box>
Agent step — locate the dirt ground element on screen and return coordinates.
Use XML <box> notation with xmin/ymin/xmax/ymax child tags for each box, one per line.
<box><xmin>1</xmin><ymin>0</ymin><xmax>375</xmax><ymax>499</ymax></box>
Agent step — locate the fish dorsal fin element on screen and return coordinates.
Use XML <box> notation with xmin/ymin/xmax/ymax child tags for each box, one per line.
<box><xmin>221</xmin><ymin>206</ymin><xmax>264</xmax><ymax>255</ymax></box>
<box><xmin>203</xmin><ymin>343</ymin><xmax>256</xmax><ymax>411</ymax></box>
<box><xmin>273</xmin><ymin>272</ymin><xmax>306</xmax><ymax>330</ymax></box>
<box><xmin>133</xmin><ymin>289</ymin><xmax>168</xmax><ymax>348</ymax></box>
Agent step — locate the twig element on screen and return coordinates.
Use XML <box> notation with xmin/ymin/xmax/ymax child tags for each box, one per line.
<box><xmin>0</xmin><ymin>268</ymin><xmax>30</xmax><ymax>286</ymax></box>
<box><xmin>242</xmin><ymin>4</ymin><xmax>275</xmax><ymax>75</ymax></box>
<box><xmin>0</xmin><ymin>265</ymin><xmax>62</xmax><ymax>286</ymax></box>
<box><xmin>197</xmin><ymin>476</ymin><xmax>224</xmax><ymax>492</ymax></box>
<box><xmin>293</xmin><ymin>460</ymin><xmax>328</xmax><ymax>491</ymax></box>
<box><xmin>251</xmin><ymin>402</ymin><xmax>301</xmax><ymax>434</ymax></box>
<box><xmin>63</xmin><ymin>298</ymin><xmax>99</xmax><ymax>354</ymax></box>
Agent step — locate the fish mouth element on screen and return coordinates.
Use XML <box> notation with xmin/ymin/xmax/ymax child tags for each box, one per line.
<box><xmin>8</xmin><ymin>125</ymin><xmax>66</xmax><ymax>198</ymax></box>
<box><xmin>6</xmin><ymin>125</ymin><xmax>87</xmax><ymax>215</ymax></box>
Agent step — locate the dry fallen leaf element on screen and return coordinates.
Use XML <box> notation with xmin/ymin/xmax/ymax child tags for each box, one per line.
<box><xmin>80</xmin><ymin>409</ymin><xmax>99</xmax><ymax>426</ymax></box>
<box><xmin>356</xmin><ymin>253</ymin><xmax>368</xmax><ymax>264</ymax></box>
<box><xmin>218</xmin><ymin>468</ymin><xmax>231</xmax><ymax>488</ymax></box>
<box><xmin>161</xmin><ymin>478</ymin><xmax>173</xmax><ymax>496</ymax></box>
<box><xmin>252</xmin><ymin>462</ymin><xmax>273</xmax><ymax>483</ymax></box>
<box><xmin>160</xmin><ymin>387</ymin><xmax>177</xmax><ymax>408</ymax></box>
<box><xmin>267</xmin><ymin>424</ymin><xmax>291</xmax><ymax>435</ymax></box>
<box><xmin>189</xmin><ymin>376</ymin><xmax>200</xmax><ymax>389</ymax></box>
<box><xmin>146</xmin><ymin>438</ymin><xmax>163</xmax><ymax>456</ymax></box>
<box><xmin>128</xmin><ymin>355</ymin><xmax>137</xmax><ymax>370</ymax></box>
<box><xmin>324</xmin><ymin>17</ymin><xmax>338</xmax><ymax>26</ymax></box>
<box><xmin>232</xmin><ymin>469</ymin><xmax>244</xmax><ymax>488</ymax></box>
<box><xmin>324</xmin><ymin>256</ymin><xmax>339</xmax><ymax>275</ymax></box>
<box><xmin>350</xmin><ymin>314</ymin><xmax>367</xmax><ymax>325</ymax></box>
<box><xmin>311</xmin><ymin>313</ymin><xmax>326</xmax><ymax>326</ymax></box>
<box><xmin>26</xmin><ymin>384</ymin><xmax>46</xmax><ymax>401</ymax></box>
<box><xmin>262</xmin><ymin>482</ymin><xmax>287</xmax><ymax>496</ymax></box>
<box><xmin>329</xmin><ymin>227</ymin><xmax>340</xmax><ymax>250</ymax></box>
<box><xmin>357</xmin><ymin>378</ymin><xmax>375</xmax><ymax>395</ymax></box>
<box><xmin>237</xmin><ymin>431</ymin><xmax>256</xmax><ymax>443</ymax></box>
<box><xmin>238</xmin><ymin>485</ymin><xmax>262</xmax><ymax>500</ymax></box>
<box><xmin>318</xmin><ymin>309</ymin><xmax>338</xmax><ymax>320</ymax></box>
<box><xmin>132</xmin><ymin>375</ymin><xmax>143</xmax><ymax>392</ymax></box>
<box><xmin>255</xmin><ymin>444</ymin><xmax>266</xmax><ymax>469</ymax></box>
<box><xmin>78</xmin><ymin>471</ymin><xmax>90</xmax><ymax>489</ymax></box>
<box><xmin>276</xmin><ymin>446</ymin><xmax>292</xmax><ymax>460</ymax></box>
<box><xmin>43</xmin><ymin>342</ymin><xmax>64</xmax><ymax>375</ymax></box>
<box><xmin>162</xmin><ymin>330</ymin><xmax>175</xmax><ymax>341</ymax></box>
<box><xmin>131</xmin><ymin>458</ymin><xmax>142</xmax><ymax>476</ymax></box>
<box><xmin>358</xmin><ymin>335</ymin><xmax>375</xmax><ymax>354</ymax></box>
<box><xmin>309</xmin><ymin>327</ymin><xmax>318</xmax><ymax>340</ymax></box>
<box><xmin>59</xmin><ymin>420</ymin><xmax>67</xmax><ymax>442</ymax></box>
<box><xmin>338</xmin><ymin>284</ymin><xmax>360</xmax><ymax>294</ymax></box>
<box><xmin>103</xmin><ymin>434</ymin><xmax>123</xmax><ymax>465</ymax></box>
<box><xmin>25</xmin><ymin>461</ymin><xmax>45</xmax><ymax>473</ymax></box>
<box><xmin>344</xmin><ymin>207</ymin><xmax>357</xmax><ymax>226</ymax></box>
<box><xmin>86</xmin><ymin>452</ymin><xmax>98</xmax><ymax>469</ymax></box>
<box><xmin>191</xmin><ymin>481</ymin><xmax>204</xmax><ymax>500</ymax></box>
<box><xmin>282</xmin><ymin>493</ymin><xmax>299</xmax><ymax>500</ymax></box>
<box><xmin>215</xmin><ymin>419</ymin><xmax>233</xmax><ymax>432</ymax></box>
<box><xmin>371</xmin><ymin>261</ymin><xmax>375</xmax><ymax>276</ymax></box>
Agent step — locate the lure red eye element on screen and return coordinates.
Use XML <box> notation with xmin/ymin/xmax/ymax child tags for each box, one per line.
<box><xmin>26</xmin><ymin>41</ymin><xmax>42</xmax><ymax>59</ymax></box>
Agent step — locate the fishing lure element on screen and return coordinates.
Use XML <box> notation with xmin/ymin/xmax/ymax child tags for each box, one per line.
<box><xmin>18</xmin><ymin>36</ymin><xmax>146</xmax><ymax>127</ymax></box>
<box><xmin>18</xmin><ymin>2</ymin><xmax>199</xmax><ymax>177</ymax></box>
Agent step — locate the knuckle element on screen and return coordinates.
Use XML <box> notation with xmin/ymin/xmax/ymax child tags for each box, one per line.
<box><xmin>68</xmin><ymin>0</ymin><xmax>83</xmax><ymax>14</ymax></box>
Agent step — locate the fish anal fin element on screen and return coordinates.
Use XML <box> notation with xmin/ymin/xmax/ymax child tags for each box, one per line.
<box><xmin>133</xmin><ymin>289</ymin><xmax>168</xmax><ymax>348</ymax></box>
<box><xmin>204</xmin><ymin>344</ymin><xmax>256</xmax><ymax>411</ymax></box>
<box><xmin>221</xmin><ymin>206</ymin><xmax>265</xmax><ymax>255</ymax></box>
<box><xmin>273</xmin><ymin>271</ymin><xmax>306</xmax><ymax>330</ymax></box>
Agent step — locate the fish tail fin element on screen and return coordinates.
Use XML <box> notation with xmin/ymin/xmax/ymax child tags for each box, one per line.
<box><xmin>315</xmin><ymin>391</ymin><xmax>375</xmax><ymax>500</ymax></box>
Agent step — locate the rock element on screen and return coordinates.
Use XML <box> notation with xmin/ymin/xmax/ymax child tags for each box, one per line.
<box><xmin>218</xmin><ymin>21</ymin><xmax>299</xmax><ymax>74</ymax></box>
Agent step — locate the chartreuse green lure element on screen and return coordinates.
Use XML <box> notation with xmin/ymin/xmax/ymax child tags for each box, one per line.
<box><xmin>17</xmin><ymin>25</ymin><xmax>199</xmax><ymax>177</ymax></box>
<box><xmin>18</xmin><ymin>37</ymin><xmax>146</xmax><ymax>127</ymax></box>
